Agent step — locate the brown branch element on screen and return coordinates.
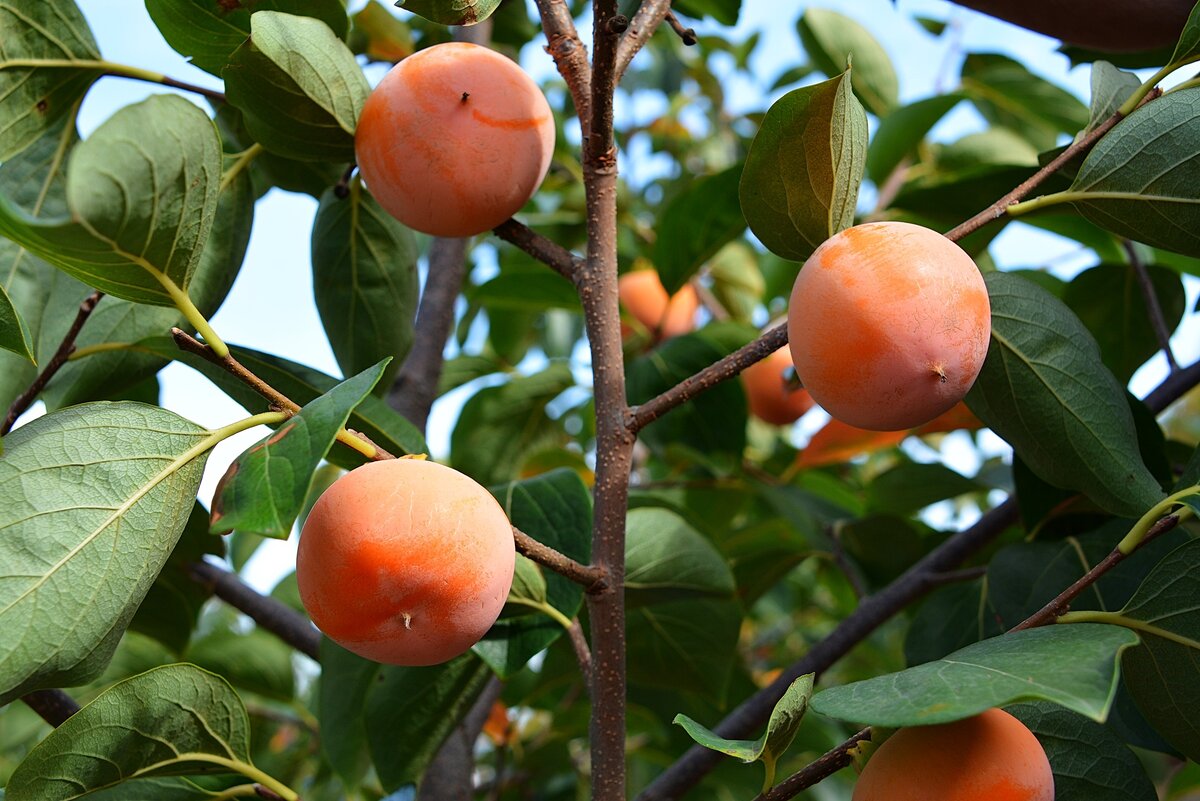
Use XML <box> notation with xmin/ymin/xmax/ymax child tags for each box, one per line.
<box><xmin>942</xmin><ymin>91</ymin><xmax>1160</xmax><ymax>242</ymax></box>
<box><xmin>387</xmin><ymin>237</ymin><xmax>469</xmax><ymax>432</ymax></box>
<box><xmin>1124</xmin><ymin>239</ymin><xmax>1180</xmax><ymax>373</ymax></box>
<box><xmin>22</xmin><ymin>688</ymin><xmax>81</xmax><ymax>727</ymax></box>
<box><xmin>3</xmin><ymin>291</ymin><xmax>103</xmax><ymax>435</ymax></box>
<box><xmin>664</xmin><ymin>11</ymin><xmax>698</xmax><ymax>46</ymax></box>
<box><xmin>615</xmin><ymin>0</ymin><xmax>673</xmax><ymax>81</ymax></box>
<box><xmin>534</xmin><ymin>0</ymin><xmax>592</xmax><ymax>135</ymax></box>
<box><xmin>514</xmin><ymin>526</ymin><xmax>607</xmax><ymax>590</ymax></box>
<box><xmin>567</xmin><ymin>618</ymin><xmax>593</xmax><ymax>687</ymax></box>
<box><xmin>588</xmin><ymin>2</ymin><xmax>624</xmax><ymax>166</ymax></box>
<box><xmin>188</xmin><ymin>560</ymin><xmax>321</xmax><ymax>661</ymax></box>
<box><xmin>628</xmin><ymin>323</ymin><xmax>788</xmax><ymax>432</ymax></box>
<box><xmin>155</xmin><ymin>74</ymin><xmax>226</xmax><ymax>104</ymax></box>
<box><xmin>493</xmin><ymin>218</ymin><xmax>584</xmax><ymax>284</ymax></box>
<box><xmin>755</xmin><ymin>728</ymin><xmax>872</xmax><ymax>801</ymax></box>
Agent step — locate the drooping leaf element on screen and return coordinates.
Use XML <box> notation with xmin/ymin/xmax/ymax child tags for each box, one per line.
<box><xmin>210</xmin><ymin>361</ymin><xmax>388</xmax><ymax>538</ymax></box>
<box><xmin>865</xmin><ymin>92</ymin><xmax>964</xmax><ymax>185</ymax></box>
<box><xmin>5</xmin><ymin>664</ymin><xmax>253</xmax><ymax>800</ymax></box>
<box><xmin>474</xmin><ymin>469</ymin><xmax>591</xmax><ymax>677</ymax></box>
<box><xmin>739</xmin><ymin>71</ymin><xmax>867</xmax><ymax>262</ymax></box>
<box><xmin>0</xmin><ymin>284</ymin><xmax>33</xmax><ymax>362</ymax></box>
<box><xmin>222</xmin><ymin>11</ymin><xmax>369</xmax><ymax>162</ymax></box>
<box><xmin>811</xmin><ymin>624</ymin><xmax>1139</xmax><ymax>726</ymax></box>
<box><xmin>212</xmin><ymin>104</ymin><xmax>345</xmax><ymax>198</ymax></box>
<box><xmin>797</xmin><ymin>8</ymin><xmax>898</xmax><ymax>116</ymax></box>
<box><xmin>0</xmin><ymin>403</ymin><xmax>210</xmax><ymax>705</ymax></box>
<box><xmin>398</xmin><ymin>0</ymin><xmax>502</xmax><ymax>26</ymax></box>
<box><xmin>0</xmin><ymin>94</ymin><xmax>221</xmax><ymax>305</ymax></box>
<box><xmin>146</xmin><ymin>0</ymin><xmax>349</xmax><ymax>76</ymax></box>
<box><xmin>1060</xmin><ymin>87</ymin><xmax>1200</xmax><ymax>258</ymax></box>
<box><xmin>1086</xmin><ymin>61</ymin><xmax>1142</xmax><ymax>133</ymax></box>
<box><xmin>1167</xmin><ymin>0</ymin><xmax>1200</xmax><ymax>67</ymax></box>
<box><xmin>965</xmin><ymin>271</ymin><xmax>1165</xmax><ymax>518</ymax></box>
<box><xmin>0</xmin><ymin>0</ymin><xmax>101</xmax><ymax>161</ymax></box>
<box><xmin>960</xmin><ymin>53</ymin><xmax>1089</xmax><ymax>151</ymax></box>
<box><xmin>654</xmin><ymin>165</ymin><xmax>746</xmax><ymax>295</ymax></box>
<box><xmin>625</xmin><ymin>507</ymin><xmax>736</xmax><ymax>606</ymax></box>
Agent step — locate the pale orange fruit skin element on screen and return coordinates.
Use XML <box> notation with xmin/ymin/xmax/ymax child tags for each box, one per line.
<box><xmin>852</xmin><ymin>708</ymin><xmax>1054</xmax><ymax>801</ymax></box>
<box><xmin>296</xmin><ymin>459</ymin><xmax>515</xmax><ymax>666</ymax></box>
<box><xmin>355</xmin><ymin>42</ymin><xmax>555</xmax><ymax>237</ymax></box>
<box><xmin>787</xmin><ymin>221</ymin><xmax>990</xmax><ymax>431</ymax></box>
<box><xmin>618</xmin><ymin>270</ymin><xmax>699</xmax><ymax>339</ymax></box>
<box><xmin>742</xmin><ymin>347</ymin><xmax>814</xmax><ymax>425</ymax></box>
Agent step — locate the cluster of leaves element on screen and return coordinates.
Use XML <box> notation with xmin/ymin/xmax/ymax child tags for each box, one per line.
<box><xmin>2</xmin><ymin>0</ymin><xmax>1200</xmax><ymax>800</ymax></box>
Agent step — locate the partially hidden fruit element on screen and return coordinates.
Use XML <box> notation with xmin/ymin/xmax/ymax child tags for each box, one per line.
<box><xmin>296</xmin><ymin>458</ymin><xmax>515</xmax><ymax>666</ymax></box>
<box><xmin>742</xmin><ymin>346</ymin><xmax>814</xmax><ymax>425</ymax></box>
<box><xmin>852</xmin><ymin>708</ymin><xmax>1054</xmax><ymax>801</ymax></box>
<box><xmin>355</xmin><ymin>42</ymin><xmax>555</xmax><ymax>237</ymax></box>
<box><xmin>618</xmin><ymin>269</ymin><xmax>699</xmax><ymax>339</ymax></box>
<box><xmin>787</xmin><ymin>221</ymin><xmax>990</xmax><ymax>431</ymax></box>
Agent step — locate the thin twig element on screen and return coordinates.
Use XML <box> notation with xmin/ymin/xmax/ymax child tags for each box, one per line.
<box><xmin>155</xmin><ymin>74</ymin><xmax>226</xmax><ymax>104</ymax></box>
<box><xmin>628</xmin><ymin>323</ymin><xmax>788</xmax><ymax>432</ymax></box>
<box><xmin>1124</xmin><ymin>239</ymin><xmax>1180</xmax><ymax>373</ymax></box>
<box><xmin>615</xmin><ymin>0</ymin><xmax>674</xmax><ymax>81</ymax></box>
<box><xmin>3</xmin><ymin>291</ymin><xmax>103</xmax><ymax>435</ymax></box>
<box><xmin>514</xmin><ymin>527</ymin><xmax>608</xmax><ymax>590</ymax></box>
<box><xmin>567</xmin><ymin>618</ymin><xmax>593</xmax><ymax>688</ymax></box>
<box><xmin>493</xmin><ymin>218</ymin><xmax>584</xmax><ymax>284</ymax></box>
<box><xmin>755</xmin><ymin>728</ymin><xmax>872</xmax><ymax>801</ymax></box>
<box><xmin>664</xmin><ymin>11</ymin><xmax>697</xmax><ymax>46</ymax></box>
<box><xmin>21</xmin><ymin>688</ymin><xmax>81</xmax><ymax>727</ymax></box>
<box><xmin>533</xmin><ymin>0</ymin><xmax>592</xmax><ymax>134</ymax></box>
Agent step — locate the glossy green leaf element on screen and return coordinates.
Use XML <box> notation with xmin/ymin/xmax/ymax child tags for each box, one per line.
<box><xmin>0</xmin><ymin>94</ymin><xmax>221</xmax><ymax>305</ymax></box>
<box><xmin>212</xmin><ymin>104</ymin><xmax>345</xmax><ymax>198</ymax></box>
<box><xmin>450</xmin><ymin>363</ymin><xmax>573</xmax><ymax>485</ymax></box>
<box><xmin>0</xmin><ymin>0</ymin><xmax>101</xmax><ymax>161</ymax></box>
<box><xmin>1060</xmin><ymin>87</ymin><xmax>1200</xmax><ymax>257</ymax></box>
<box><xmin>865</xmin><ymin>92</ymin><xmax>964</xmax><ymax>185</ymax></box>
<box><xmin>1063</xmin><ymin>263</ymin><xmax>1185</xmax><ymax>382</ymax></box>
<box><xmin>1087</xmin><ymin>61</ymin><xmax>1141</xmax><ymax>133</ymax></box>
<box><xmin>223</xmin><ymin>11</ymin><xmax>368</xmax><ymax>162</ymax></box>
<box><xmin>6</xmin><ymin>664</ymin><xmax>252</xmax><ymax>800</ymax></box>
<box><xmin>960</xmin><ymin>53</ymin><xmax>1089</xmax><ymax>150</ymax></box>
<box><xmin>797</xmin><ymin>8</ymin><xmax>898</xmax><ymax>116</ymax></box>
<box><xmin>146</xmin><ymin>0</ymin><xmax>349</xmax><ymax>77</ymax></box>
<box><xmin>654</xmin><ymin>165</ymin><xmax>746</xmax><ymax>294</ymax></box>
<box><xmin>1114</xmin><ymin>538</ymin><xmax>1200</xmax><ymax>761</ymax></box>
<box><xmin>1008</xmin><ymin>702</ymin><xmax>1157</xmax><ymax>801</ymax></box>
<box><xmin>811</xmin><ymin>624</ymin><xmax>1139</xmax><ymax>726</ymax></box>
<box><xmin>739</xmin><ymin>71</ymin><xmax>867</xmax><ymax>262</ymax></box>
<box><xmin>1167</xmin><ymin>0</ymin><xmax>1200</xmax><ymax>66</ymax></box>
<box><xmin>0</xmin><ymin>284</ymin><xmax>33</xmax><ymax>362</ymax></box>
<box><xmin>210</xmin><ymin>361</ymin><xmax>387</xmax><ymax>538</ymax></box>
<box><xmin>474</xmin><ymin>469</ymin><xmax>591</xmax><ymax>677</ymax></box>
<box><xmin>625</xmin><ymin>507</ymin><xmax>737</xmax><ymax>606</ymax></box>
<box><xmin>965</xmin><ymin>272</ymin><xmax>1165</xmax><ymax>518</ymax></box>
<box><xmin>0</xmin><ymin>402</ymin><xmax>210</xmax><ymax>705</ymax></box>
<box><xmin>398</xmin><ymin>0</ymin><xmax>501</xmax><ymax>25</ymax></box>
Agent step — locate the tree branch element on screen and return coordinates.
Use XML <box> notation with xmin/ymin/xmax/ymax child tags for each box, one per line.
<box><xmin>615</xmin><ymin>0</ymin><xmax>674</xmax><ymax>81</ymax></box>
<box><xmin>533</xmin><ymin>0</ymin><xmax>592</xmax><ymax>134</ymax></box>
<box><xmin>1124</xmin><ymin>239</ymin><xmax>1180</xmax><ymax>373</ymax></box>
<box><xmin>493</xmin><ymin>218</ymin><xmax>584</xmax><ymax>284</ymax></box>
<box><xmin>755</xmin><ymin>728</ymin><xmax>872</xmax><ymax>801</ymax></box>
<box><xmin>3</xmin><ymin>291</ymin><xmax>103</xmax><ymax>435</ymax></box>
<box><xmin>664</xmin><ymin>11</ymin><xmax>698</xmax><ymax>46</ymax></box>
<box><xmin>514</xmin><ymin>526</ymin><xmax>608</xmax><ymax>590</ymax></box>
<box><xmin>628</xmin><ymin>323</ymin><xmax>788</xmax><ymax>432</ymax></box>
<box><xmin>567</xmin><ymin>618</ymin><xmax>593</xmax><ymax>688</ymax></box>
<box><xmin>21</xmin><ymin>688</ymin><xmax>81</xmax><ymax>727</ymax></box>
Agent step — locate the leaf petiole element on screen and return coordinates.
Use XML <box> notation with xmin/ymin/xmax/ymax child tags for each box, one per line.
<box><xmin>1116</xmin><ymin>486</ymin><xmax>1200</xmax><ymax>554</ymax></box>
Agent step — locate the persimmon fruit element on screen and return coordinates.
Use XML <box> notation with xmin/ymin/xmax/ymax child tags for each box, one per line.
<box><xmin>787</xmin><ymin>221</ymin><xmax>990</xmax><ymax>431</ymax></box>
<box><xmin>354</xmin><ymin>42</ymin><xmax>555</xmax><ymax>237</ymax></box>
<box><xmin>741</xmin><ymin>346</ymin><xmax>814</xmax><ymax>425</ymax></box>
<box><xmin>618</xmin><ymin>269</ymin><xmax>699</xmax><ymax>339</ymax></box>
<box><xmin>296</xmin><ymin>458</ymin><xmax>515</xmax><ymax>666</ymax></box>
<box><xmin>852</xmin><ymin>708</ymin><xmax>1054</xmax><ymax>801</ymax></box>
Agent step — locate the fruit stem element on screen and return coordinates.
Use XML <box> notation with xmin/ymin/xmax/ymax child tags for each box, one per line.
<box><xmin>506</xmin><ymin>598</ymin><xmax>576</xmax><ymax>631</ymax></box>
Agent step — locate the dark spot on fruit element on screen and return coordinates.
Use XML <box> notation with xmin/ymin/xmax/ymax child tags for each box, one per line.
<box><xmin>461</xmin><ymin>91</ymin><xmax>470</xmax><ymax>104</ymax></box>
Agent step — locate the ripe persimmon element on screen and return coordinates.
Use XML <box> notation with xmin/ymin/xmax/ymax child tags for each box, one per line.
<box><xmin>852</xmin><ymin>708</ymin><xmax>1054</xmax><ymax>801</ymax></box>
<box><xmin>296</xmin><ymin>458</ymin><xmax>515</xmax><ymax>666</ymax></box>
<box><xmin>354</xmin><ymin>42</ymin><xmax>555</xmax><ymax>237</ymax></box>
<box><xmin>742</xmin><ymin>346</ymin><xmax>813</xmax><ymax>425</ymax></box>
<box><xmin>618</xmin><ymin>269</ymin><xmax>699</xmax><ymax>340</ymax></box>
<box><xmin>787</xmin><ymin>221</ymin><xmax>990</xmax><ymax>431</ymax></box>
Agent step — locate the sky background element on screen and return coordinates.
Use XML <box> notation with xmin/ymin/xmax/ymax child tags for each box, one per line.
<box><xmin>30</xmin><ymin>0</ymin><xmax>1200</xmax><ymax>590</ymax></box>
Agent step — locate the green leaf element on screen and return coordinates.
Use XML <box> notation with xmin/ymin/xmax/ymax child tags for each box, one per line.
<box><xmin>1087</xmin><ymin>61</ymin><xmax>1142</xmax><ymax>133</ymax></box>
<box><xmin>0</xmin><ymin>0</ymin><xmax>101</xmax><ymax>161</ymax></box>
<box><xmin>210</xmin><ymin>361</ymin><xmax>388</xmax><ymax>538</ymax></box>
<box><xmin>674</xmin><ymin>674</ymin><xmax>813</xmax><ymax>787</ymax></box>
<box><xmin>316</xmin><ymin>639</ymin><xmax>376</xmax><ymax>789</ymax></box>
<box><xmin>185</xmin><ymin>628</ymin><xmax>296</xmax><ymax>701</ymax></box>
<box><xmin>740</xmin><ymin>71</ymin><xmax>867</xmax><ymax>262</ymax></box>
<box><xmin>625</xmin><ymin>507</ymin><xmax>736</xmax><ymax>606</ymax></box>
<box><xmin>654</xmin><ymin>165</ymin><xmax>746</xmax><ymax>295</ymax></box>
<box><xmin>960</xmin><ymin>53</ymin><xmax>1089</xmax><ymax>151</ymax></box>
<box><xmin>5</xmin><ymin>664</ymin><xmax>253</xmax><ymax>800</ymax></box>
<box><xmin>708</xmin><ymin>241</ymin><xmax>765</xmax><ymax>323</ymax></box>
<box><xmin>1008</xmin><ymin>702</ymin><xmax>1157</xmax><ymax>801</ymax></box>
<box><xmin>904</xmin><ymin>579</ymin><xmax>1004</xmax><ymax>666</ymax></box>
<box><xmin>797</xmin><ymin>8</ymin><xmax>898</xmax><ymax>116</ymax></box>
<box><xmin>473</xmin><ymin>272</ymin><xmax>581</xmax><ymax>312</ymax></box>
<box><xmin>865</xmin><ymin>462</ymin><xmax>979</xmax><ymax>516</ymax></box>
<box><xmin>811</xmin><ymin>624</ymin><xmax>1139</xmax><ymax>726</ymax></box>
<box><xmin>0</xmin><ymin>284</ymin><xmax>33</xmax><ymax>361</ymax></box>
<box><xmin>473</xmin><ymin>469</ymin><xmax>592</xmax><ymax>677</ymax></box>
<box><xmin>0</xmin><ymin>94</ymin><xmax>221</xmax><ymax>305</ymax></box>
<box><xmin>1063</xmin><ymin>262</ymin><xmax>1186</xmax><ymax>382</ymax></box>
<box><xmin>1167</xmin><ymin>0</ymin><xmax>1200</xmax><ymax>66</ymax></box>
<box><xmin>398</xmin><ymin>0</ymin><xmax>502</xmax><ymax>25</ymax></box>
<box><xmin>146</xmin><ymin>0</ymin><xmax>349</xmax><ymax>77</ymax></box>
<box><xmin>0</xmin><ymin>402</ymin><xmax>210</xmax><ymax>705</ymax></box>
<box><xmin>672</xmin><ymin>0</ymin><xmax>739</xmax><ymax>25</ymax></box>
<box><xmin>507</xmin><ymin>555</ymin><xmax>547</xmax><ymax>606</ymax></box>
<box><xmin>213</xmin><ymin>104</ymin><xmax>345</xmax><ymax>198</ymax></box>
<box><xmin>1059</xmin><ymin>87</ymin><xmax>1200</xmax><ymax>257</ymax></box>
<box><xmin>965</xmin><ymin>272</ymin><xmax>1165</xmax><ymax>518</ymax></box>
<box><xmin>865</xmin><ymin>92</ymin><xmax>964</xmax><ymax>185</ymax></box>
<box><xmin>222</xmin><ymin>11</ymin><xmax>369</xmax><ymax>162</ymax></box>
<box><xmin>449</xmin><ymin>363</ymin><xmax>574</xmax><ymax>485</ymax></box>
<box><xmin>1114</xmin><ymin>538</ymin><xmax>1200</xmax><ymax>761</ymax></box>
